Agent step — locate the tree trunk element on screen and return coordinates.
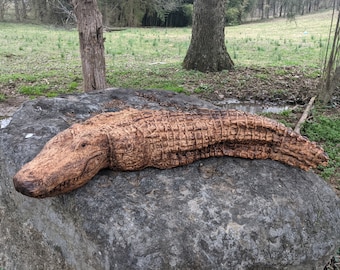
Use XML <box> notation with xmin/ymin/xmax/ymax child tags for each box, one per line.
<box><xmin>21</xmin><ymin>0</ymin><xmax>27</xmax><ymax>19</ymax></box>
<box><xmin>319</xmin><ymin>10</ymin><xmax>340</xmax><ymax>105</ymax></box>
<box><xmin>264</xmin><ymin>0</ymin><xmax>269</xmax><ymax>19</ymax></box>
<box><xmin>33</xmin><ymin>0</ymin><xmax>47</xmax><ymax>22</ymax></box>
<box><xmin>0</xmin><ymin>0</ymin><xmax>4</xmax><ymax>21</ymax></box>
<box><xmin>14</xmin><ymin>0</ymin><xmax>21</xmax><ymax>21</ymax></box>
<box><xmin>183</xmin><ymin>0</ymin><xmax>234</xmax><ymax>72</ymax></box>
<box><xmin>72</xmin><ymin>0</ymin><xmax>106</xmax><ymax>92</ymax></box>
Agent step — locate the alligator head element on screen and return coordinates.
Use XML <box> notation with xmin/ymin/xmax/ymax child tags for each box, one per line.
<box><xmin>13</xmin><ymin>123</ymin><xmax>110</xmax><ymax>198</ymax></box>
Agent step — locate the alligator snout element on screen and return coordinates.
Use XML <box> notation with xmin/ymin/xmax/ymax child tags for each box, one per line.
<box><xmin>13</xmin><ymin>171</ymin><xmax>47</xmax><ymax>198</ymax></box>
<box><xmin>13</xmin><ymin>177</ymin><xmax>39</xmax><ymax>197</ymax></box>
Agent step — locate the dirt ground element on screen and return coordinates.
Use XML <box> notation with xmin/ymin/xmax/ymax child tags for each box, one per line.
<box><xmin>193</xmin><ymin>66</ymin><xmax>339</xmax><ymax>112</ymax></box>
<box><xmin>1</xmin><ymin>66</ymin><xmax>339</xmax><ymax>118</ymax></box>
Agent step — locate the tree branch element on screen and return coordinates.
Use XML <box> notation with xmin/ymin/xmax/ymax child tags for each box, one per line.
<box><xmin>294</xmin><ymin>96</ymin><xmax>316</xmax><ymax>134</ymax></box>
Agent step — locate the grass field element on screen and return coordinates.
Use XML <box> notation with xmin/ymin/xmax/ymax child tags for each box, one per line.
<box><xmin>0</xmin><ymin>9</ymin><xmax>339</xmax><ymax>191</ymax></box>
<box><xmin>0</xmin><ymin>10</ymin><xmax>334</xmax><ymax>95</ymax></box>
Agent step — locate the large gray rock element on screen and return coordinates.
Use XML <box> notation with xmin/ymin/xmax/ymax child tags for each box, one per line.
<box><xmin>0</xmin><ymin>88</ymin><xmax>339</xmax><ymax>269</ymax></box>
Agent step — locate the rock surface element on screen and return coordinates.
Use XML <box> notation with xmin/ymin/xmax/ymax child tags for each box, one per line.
<box><xmin>0</xmin><ymin>88</ymin><xmax>339</xmax><ymax>270</ymax></box>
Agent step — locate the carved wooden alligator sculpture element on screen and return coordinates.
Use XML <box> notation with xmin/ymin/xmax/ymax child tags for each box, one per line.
<box><xmin>13</xmin><ymin>108</ymin><xmax>328</xmax><ymax>198</ymax></box>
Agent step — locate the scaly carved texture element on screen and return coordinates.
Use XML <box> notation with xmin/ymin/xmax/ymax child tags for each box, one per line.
<box><xmin>91</xmin><ymin>108</ymin><xmax>328</xmax><ymax>171</ymax></box>
<box><xmin>13</xmin><ymin>108</ymin><xmax>328</xmax><ymax>198</ymax></box>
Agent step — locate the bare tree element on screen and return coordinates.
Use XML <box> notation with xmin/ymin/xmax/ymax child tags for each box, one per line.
<box><xmin>14</xmin><ymin>0</ymin><xmax>27</xmax><ymax>21</ymax></box>
<box><xmin>0</xmin><ymin>0</ymin><xmax>10</xmax><ymax>20</ymax></box>
<box><xmin>32</xmin><ymin>0</ymin><xmax>48</xmax><ymax>22</ymax></box>
<box><xmin>319</xmin><ymin>6</ymin><xmax>340</xmax><ymax>104</ymax></box>
<box><xmin>183</xmin><ymin>0</ymin><xmax>234</xmax><ymax>72</ymax></box>
<box><xmin>72</xmin><ymin>0</ymin><xmax>106</xmax><ymax>92</ymax></box>
<box><xmin>52</xmin><ymin>0</ymin><xmax>77</xmax><ymax>25</ymax></box>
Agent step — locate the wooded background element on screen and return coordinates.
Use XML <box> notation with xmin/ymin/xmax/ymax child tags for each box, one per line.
<box><xmin>1</xmin><ymin>0</ymin><xmax>337</xmax><ymax>27</ymax></box>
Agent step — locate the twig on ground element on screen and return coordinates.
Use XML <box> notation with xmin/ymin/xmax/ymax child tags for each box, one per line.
<box><xmin>294</xmin><ymin>96</ymin><xmax>316</xmax><ymax>134</ymax></box>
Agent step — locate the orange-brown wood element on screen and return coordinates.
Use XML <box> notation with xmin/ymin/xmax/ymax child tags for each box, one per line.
<box><xmin>13</xmin><ymin>108</ymin><xmax>328</xmax><ymax>198</ymax></box>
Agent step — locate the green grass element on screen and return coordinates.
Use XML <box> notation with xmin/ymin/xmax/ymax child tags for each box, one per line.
<box><xmin>302</xmin><ymin>113</ymin><xmax>340</xmax><ymax>185</ymax></box>
<box><xmin>0</xmin><ymin>23</ymin><xmax>81</xmax><ymax>97</ymax></box>
<box><xmin>19</xmin><ymin>84</ymin><xmax>50</xmax><ymax>97</ymax></box>
<box><xmin>0</xmin><ymin>10</ymin><xmax>334</xmax><ymax>98</ymax></box>
<box><xmin>279</xmin><ymin>109</ymin><xmax>293</xmax><ymax>117</ymax></box>
<box><xmin>0</xmin><ymin>93</ymin><xmax>6</xmax><ymax>101</ymax></box>
<box><xmin>255</xmin><ymin>73</ymin><xmax>269</xmax><ymax>80</ymax></box>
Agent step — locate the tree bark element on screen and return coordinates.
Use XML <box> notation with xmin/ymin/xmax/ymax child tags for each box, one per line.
<box><xmin>14</xmin><ymin>0</ymin><xmax>21</xmax><ymax>21</ymax></box>
<box><xmin>183</xmin><ymin>0</ymin><xmax>234</xmax><ymax>72</ymax></box>
<box><xmin>33</xmin><ymin>0</ymin><xmax>47</xmax><ymax>22</ymax></box>
<box><xmin>319</xmin><ymin>10</ymin><xmax>340</xmax><ymax>104</ymax></box>
<box><xmin>73</xmin><ymin>0</ymin><xmax>106</xmax><ymax>92</ymax></box>
<box><xmin>0</xmin><ymin>0</ymin><xmax>4</xmax><ymax>21</ymax></box>
<box><xmin>21</xmin><ymin>0</ymin><xmax>27</xmax><ymax>19</ymax></box>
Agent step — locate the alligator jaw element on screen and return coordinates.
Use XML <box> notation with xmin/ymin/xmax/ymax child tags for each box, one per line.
<box><xmin>13</xmin><ymin>121</ymin><xmax>111</xmax><ymax>198</ymax></box>
<box><xmin>13</xmin><ymin>151</ymin><xmax>108</xmax><ymax>198</ymax></box>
